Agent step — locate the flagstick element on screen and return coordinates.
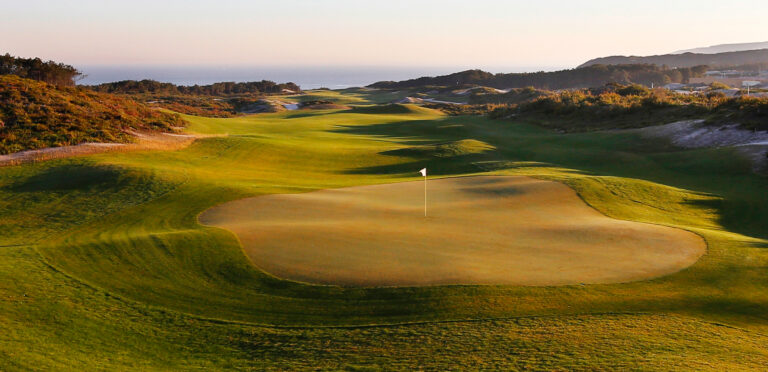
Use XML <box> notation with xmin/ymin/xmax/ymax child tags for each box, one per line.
<box><xmin>424</xmin><ymin>173</ymin><xmax>427</xmax><ymax>217</ymax></box>
<box><xmin>418</xmin><ymin>168</ymin><xmax>427</xmax><ymax>217</ymax></box>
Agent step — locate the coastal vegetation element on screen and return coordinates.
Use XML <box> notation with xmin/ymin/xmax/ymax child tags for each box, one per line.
<box><xmin>485</xmin><ymin>84</ymin><xmax>768</xmax><ymax>131</ymax></box>
<box><xmin>0</xmin><ymin>75</ymin><xmax>185</xmax><ymax>154</ymax></box>
<box><xmin>417</xmin><ymin>83</ymin><xmax>768</xmax><ymax>132</ymax></box>
<box><xmin>86</xmin><ymin>79</ymin><xmax>302</xmax><ymax>117</ymax></box>
<box><xmin>88</xmin><ymin>79</ymin><xmax>300</xmax><ymax>96</ymax></box>
<box><xmin>0</xmin><ymin>53</ymin><xmax>82</xmax><ymax>86</ymax></box>
<box><xmin>369</xmin><ymin>64</ymin><xmax>709</xmax><ymax>90</ymax></box>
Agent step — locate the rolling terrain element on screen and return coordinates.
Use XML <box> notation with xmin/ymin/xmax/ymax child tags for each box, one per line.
<box><xmin>1</xmin><ymin>97</ymin><xmax>768</xmax><ymax>369</ymax></box>
<box><xmin>0</xmin><ymin>75</ymin><xmax>185</xmax><ymax>154</ymax></box>
<box><xmin>673</xmin><ymin>41</ymin><xmax>768</xmax><ymax>54</ymax></box>
<box><xmin>368</xmin><ymin>65</ymin><xmax>707</xmax><ymax>90</ymax></box>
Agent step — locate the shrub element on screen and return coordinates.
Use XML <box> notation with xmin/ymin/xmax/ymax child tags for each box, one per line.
<box><xmin>0</xmin><ymin>75</ymin><xmax>186</xmax><ymax>154</ymax></box>
<box><xmin>617</xmin><ymin>84</ymin><xmax>651</xmax><ymax>96</ymax></box>
<box><xmin>709</xmin><ymin>82</ymin><xmax>731</xmax><ymax>90</ymax></box>
<box><xmin>487</xmin><ymin>83</ymin><xmax>768</xmax><ymax>131</ymax></box>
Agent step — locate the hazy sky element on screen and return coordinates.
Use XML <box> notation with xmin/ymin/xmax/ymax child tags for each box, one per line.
<box><xmin>3</xmin><ymin>0</ymin><xmax>767</xmax><ymax>71</ymax></box>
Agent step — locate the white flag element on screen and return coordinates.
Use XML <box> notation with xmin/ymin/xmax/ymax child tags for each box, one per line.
<box><xmin>419</xmin><ymin>168</ymin><xmax>427</xmax><ymax>177</ymax></box>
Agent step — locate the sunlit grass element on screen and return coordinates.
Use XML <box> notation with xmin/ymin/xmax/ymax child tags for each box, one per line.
<box><xmin>1</xmin><ymin>102</ymin><xmax>767</xmax><ymax>369</ymax></box>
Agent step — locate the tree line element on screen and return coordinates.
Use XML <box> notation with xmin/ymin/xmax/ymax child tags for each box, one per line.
<box><xmin>0</xmin><ymin>53</ymin><xmax>82</xmax><ymax>86</ymax></box>
<box><xmin>88</xmin><ymin>79</ymin><xmax>301</xmax><ymax>95</ymax></box>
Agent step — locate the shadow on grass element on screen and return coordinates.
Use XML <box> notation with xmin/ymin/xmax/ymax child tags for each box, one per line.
<box><xmin>748</xmin><ymin>240</ymin><xmax>768</xmax><ymax>249</ymax></box>
<box><xmin>282</xmin><ymin>111</ymin><xmax>325</xmax><ymax>119</ymax></box>
<box><xmin>346</xmin><ymin>104</ymin><xmax>415</xmax><ymax>115</ymax></box>
<box><xmin>687</xmin><ymin>197</ymin><xmax>768</xmax><ymax>240</ymax></box>
<box><xmin>333</xmin><ymin>114</ymin><xmax>768</xmax><ymax>241</ymax></box>
<box><xmin>341</xmin><ymin>154</ymin><xmax>492</xmax><ymax>177</ymax></box>
<box><xmin>692</xmin><ymin>298</ymin><xmax>768</xmax><ymax>323</ymax></box>
<box><xmin>333</xmin><ymin>118</ymin><xmax>472</xmax><ymax>145</ymax></box>
<box><xmin>6</xmin><ymin>163</ymin><xmax>132</xmax><ymax>193</ymax></box>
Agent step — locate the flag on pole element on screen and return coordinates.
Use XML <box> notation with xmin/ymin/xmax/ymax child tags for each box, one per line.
<box><xmin>419</xmin><ymin>168</ymin><xmax>427</xmax><ymax>216</ymax></box>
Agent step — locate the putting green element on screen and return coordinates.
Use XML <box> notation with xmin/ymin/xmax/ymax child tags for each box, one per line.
<box><xmin>200</xmin><ymin>176</ymin><xmax>705</xmax><ymax>286</ymax></box>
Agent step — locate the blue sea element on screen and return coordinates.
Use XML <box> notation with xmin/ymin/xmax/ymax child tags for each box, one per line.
<box><xmin>77</xmin><ymin>65</ymin><xmax>564</xmax><ymax>89</ymax></box>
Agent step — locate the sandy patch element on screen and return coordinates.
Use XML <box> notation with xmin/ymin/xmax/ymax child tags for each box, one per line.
<box><xmin>640</xmin><ymin>120</ymin><xmax>768</xmax><ymax>148</ymax></box>
<box><xmin>0</xmin><ymin>131</ymin><xmax>204</xmax><ymax>167</ymax></box>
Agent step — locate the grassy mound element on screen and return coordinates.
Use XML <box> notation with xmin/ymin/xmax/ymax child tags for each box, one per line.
<box><xmin>297</xmin><ymin>100</ymin><xmax>350</xmax><ymax>110</ymax></box>
<box><xmin>147</xmin><ymin>95</ymin><xmax>240</xmax><ymax>117</ymax></box>
<box><xmin>0</xmin><ymin>75</ymin><xmax>185</xmax><ymax>154</ymax></box>
<box><xmin>382</xmin><ymin>138</ymin><xmax>495</xmax><ymax>158</ymax></box>
<box><xmin>348</xmin><ymin>103</ymin><xmax>428</xmax><ymax>115</ymax></box>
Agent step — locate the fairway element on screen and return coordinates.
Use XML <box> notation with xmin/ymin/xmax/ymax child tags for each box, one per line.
<box><xmin>4</xmin><ymin>101</ymin><xmax>768</xmax><ymax>370</ymax></box>
<box><xmin>201</xmin><ymin>176</ymin><xmax>705</xmax><ymax>286</ymax></box>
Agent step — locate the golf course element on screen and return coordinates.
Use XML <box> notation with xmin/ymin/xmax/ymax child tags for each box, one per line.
<box><xmin>2</xmin><ymin>97</ymin><xmax>768</xmax><ymax>369</ymax></box>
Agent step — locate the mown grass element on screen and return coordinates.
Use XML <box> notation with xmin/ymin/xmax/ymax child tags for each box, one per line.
<box><xmin>275</xmin><ymin>88</ymin><xmax>468</xmax><ymax>107</ymax></box>
<box><xmin>1</xmin><ymin>102</ymin><xmax>768</xmax><ymax>369</ymax></box>
<box><xmin>5</xmin><ymin>244</ymin><xmax>768</xmax><ymax>370</ymax></box>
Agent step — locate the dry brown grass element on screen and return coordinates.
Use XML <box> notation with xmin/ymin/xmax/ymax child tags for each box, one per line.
<box><xmin>0</xmin><ymin>131</ymin><xmax>212</xmax><ymax>167</ymax></box>
<box><xmin>200</xmin><ymin>176</ymin><xmax>705</xmax><ymax>287</ymax></box>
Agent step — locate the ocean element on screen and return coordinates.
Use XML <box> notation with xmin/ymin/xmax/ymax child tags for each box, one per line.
<box><xmin>76</xmin><ymin>65</ymin><xmax>563</xmax><ymax>89</ymax></box>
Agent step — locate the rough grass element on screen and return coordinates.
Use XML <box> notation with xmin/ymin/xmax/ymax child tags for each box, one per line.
<box><xmin>0</xmin><ymin>132</ymin><xmax>200</xmax><ymax>167</ymax></box>
<box><xmin>1</xmin><ymin>99</ymin><xmax>768</xmax><ymax>369</ymax></box>
<box><xmin>0</xmin><ymin>75</ymin><xmax>186</xmax><ymax>154</ymax></box>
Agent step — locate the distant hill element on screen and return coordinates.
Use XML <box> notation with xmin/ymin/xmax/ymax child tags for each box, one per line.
<box><xmin>579</xmin><ymin>49</ymin><xmax>768</xmax><ymax>69</ymax></box>
<box><xmin>0</xmin><ymin>75</ymin><xmax>185</xmax><ymax>154</ymax></box>
<box><xmin>369</xmin><ymin>64</ymin><xmax>707</xmax><ymax>90</ymax></box>
<box><xmin>673</xmin><ymin>41</ymin><xmax>768</xmax><ymax>54</ymax></box>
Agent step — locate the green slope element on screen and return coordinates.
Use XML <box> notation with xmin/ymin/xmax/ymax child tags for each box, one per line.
<box><xmin>1</xmin><ymin>102</ymin><xmax>768</xmax><ymax>369</ymax></box>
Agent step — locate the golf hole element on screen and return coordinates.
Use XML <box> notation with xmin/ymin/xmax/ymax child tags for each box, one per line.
<box><xmin>200</xmin><ymin>176</ymin><xmax>705</xmax><ymax>287</ymax></box>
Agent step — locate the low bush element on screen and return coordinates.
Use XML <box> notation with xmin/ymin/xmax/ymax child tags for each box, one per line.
<box><xmin>0</xmin><ymin>75</ymin><xmax>186</xmax><ymax>154</ymax></box>
<box><xmin>486</xmin><ymin>84</ymin><xmax>768</xmax><ymax>131</ymax></box>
